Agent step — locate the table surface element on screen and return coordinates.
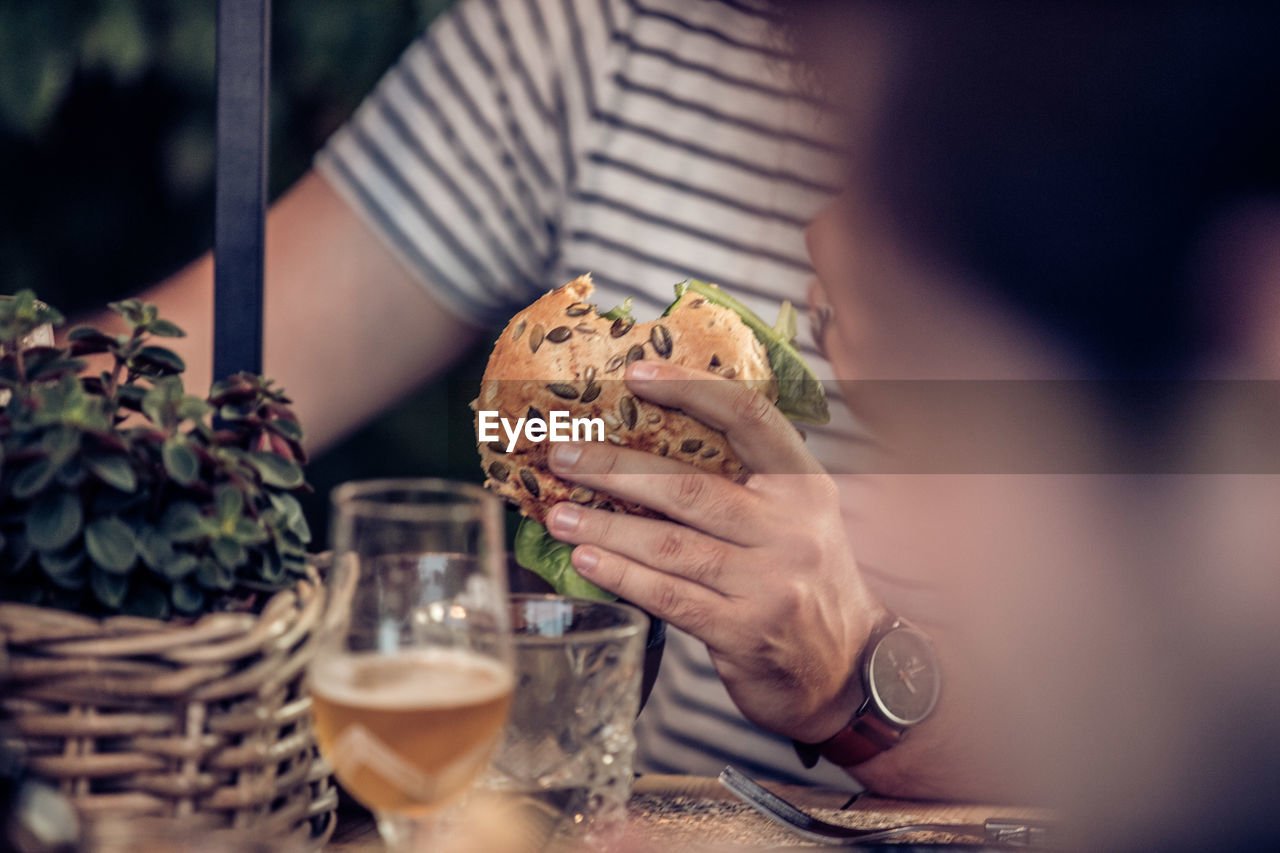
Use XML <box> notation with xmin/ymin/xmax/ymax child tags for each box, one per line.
<box><xmin>325</xmin><ymin>774</ymin><xmax>1050</xmax><ymax>851</ymax></box>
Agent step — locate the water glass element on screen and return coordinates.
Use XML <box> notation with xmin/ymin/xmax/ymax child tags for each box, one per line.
<box><xmin>483</xmin><ymin>594</ymin><xmax>648</xmax><ymax>846</ymax></box>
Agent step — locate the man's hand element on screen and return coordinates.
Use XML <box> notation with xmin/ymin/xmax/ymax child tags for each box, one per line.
<box><xmin>544</xmin><ymin>360</ymin><xmax>884</xmax><ymax>743</ymax></box>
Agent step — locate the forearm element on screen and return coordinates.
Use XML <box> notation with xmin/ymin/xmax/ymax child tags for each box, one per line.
<box><xmin>72</xmin><ymin>171</ymin><xmax>484</xmax><ymax>453</ymax></box>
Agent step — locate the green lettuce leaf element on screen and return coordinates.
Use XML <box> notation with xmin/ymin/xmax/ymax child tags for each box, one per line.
<box><xmin>774</xmin><ymin>300</ymin><xmax>799</xmax><ymax>345</ymax></box>
<box><xmin>514</xmin><ymin>517</ymin><xmax>616</xmax><ymax>601</ymax></box>
<box><xmin>599</xmin><ymin>297</ymin><xmax>633</xmax><ymax>322</ymax></box>
<box><xmin>667</xmin><ymin>280</ymin><xmax>830</xmax><ymax>424</ymax></box>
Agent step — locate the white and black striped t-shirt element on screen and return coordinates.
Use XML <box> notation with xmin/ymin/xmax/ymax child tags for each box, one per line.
<box><xmin>317</xmin><ymin>0</ymin><xmax>863</xmax><ymax>790</ymax></box>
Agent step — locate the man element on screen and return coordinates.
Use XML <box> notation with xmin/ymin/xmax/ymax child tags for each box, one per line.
<box><xmin>105</xmin><ymin>0</ymin><xmax>869</xmax><ymax>790</ymax></box>
<box><xmin>560</xmin><ymin>2</ymin><xmax>1280</xmax><ymax>845</ymax></box>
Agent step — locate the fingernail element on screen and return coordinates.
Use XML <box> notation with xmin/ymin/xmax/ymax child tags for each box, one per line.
<box><xmin>548</xmin><ymin>503</ymin><xmax>581</xmax><ymax>536</ymax></box>
<box><xmin>551</xmin><ymin>443</ymin><xmax>582</xmax><ymax>467</ymax></box>
<box><xmin>628</xmin><ymin>360</ymin><xmax>659</xmax><ymax>381</ymax></box>
<box><xmin>573</xmin><ymin>546</ymin><xmax>599</xmax><ymax>573</ymax></box>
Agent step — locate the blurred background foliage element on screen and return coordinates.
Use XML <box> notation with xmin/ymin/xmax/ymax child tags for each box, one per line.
<box><xmin>0</xmin><ymin>0</ymin><xmax>497</xmax><ymax>543</ymax></box>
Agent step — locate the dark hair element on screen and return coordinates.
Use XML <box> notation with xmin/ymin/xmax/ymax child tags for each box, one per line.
<box><xmin>858</xmin><ymin>3</ymin><xmax>1280</xmax><ymax>377</ymax></box>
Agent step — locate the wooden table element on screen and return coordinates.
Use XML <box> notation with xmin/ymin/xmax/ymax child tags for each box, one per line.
<box><xmin>326</xmin><ymin>774</ymin><xmax>1050</xmax><ymax>850</ymax></box>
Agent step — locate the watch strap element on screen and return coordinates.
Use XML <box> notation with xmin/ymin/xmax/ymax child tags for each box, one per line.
<box><xmin>794</xmin><ymin>614</ymin><xmax>908</xmax><ymax>770</ymax></box>
<box><xmin>800</xmin><ymin>702</ymin><xmax>905</xmax><ymax>768</ymax></box>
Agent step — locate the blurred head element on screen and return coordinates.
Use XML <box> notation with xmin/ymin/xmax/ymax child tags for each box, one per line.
<box><xmin>797</xmin><ymin>1</ymin><xmax>1280</xmax><ymax>380</ymax></box>
<box><xmin>787</xmin><ymin>2</ymin><xmax>1280</xmax><ymax>847</ymax></box>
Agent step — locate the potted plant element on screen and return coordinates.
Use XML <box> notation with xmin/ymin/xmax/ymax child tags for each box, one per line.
<box><xmin>0</xmin><ymin>291</ymin><xmax>336</xmax><ymax>847</ymax></box>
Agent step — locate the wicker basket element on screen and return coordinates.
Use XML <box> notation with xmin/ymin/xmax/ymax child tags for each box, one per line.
<box><xmin>0</xmin><ymin>567</ymin><xmax>340</xmax><ymax>850</ymax></box>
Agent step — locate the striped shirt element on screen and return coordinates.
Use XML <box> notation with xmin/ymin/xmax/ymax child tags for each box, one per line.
<box><xmin>317</xmin><ymin>0</ymin><xmax>864</xmax><ymax>790</ymax></box>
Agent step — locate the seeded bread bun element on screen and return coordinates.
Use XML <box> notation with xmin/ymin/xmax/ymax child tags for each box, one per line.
<box><xmin>474</xmin><ymin>275</ymin><xmax>777</xmax><ymax>523</ymax></box>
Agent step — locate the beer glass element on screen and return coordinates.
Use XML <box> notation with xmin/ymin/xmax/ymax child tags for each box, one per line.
<box><xmin>311</xmin><ymin>479</ymin><xmax>513</xmax><ymax>851</ymax></box>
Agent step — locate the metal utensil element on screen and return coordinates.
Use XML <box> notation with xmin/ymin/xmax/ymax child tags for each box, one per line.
<box><xmin>718</xmin><ymin>766</ymin><xmax>1058</xmax><ymax>848</ymax></box>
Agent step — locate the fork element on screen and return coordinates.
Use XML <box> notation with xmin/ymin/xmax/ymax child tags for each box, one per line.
<box><xmin>718</xmin><ymin>766</ymin><xmax>1058</xmax><ymax>848</ymax></box>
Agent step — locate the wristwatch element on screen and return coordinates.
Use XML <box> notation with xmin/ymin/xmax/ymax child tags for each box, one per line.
<box><xmin>796</xmin><ymin>614</ymin><xmax>941</xmax><ymax>768</ymax></box>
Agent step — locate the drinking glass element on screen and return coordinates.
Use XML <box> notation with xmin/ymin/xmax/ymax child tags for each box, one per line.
<box><xmin>482</xmin><ymin>594</ymin><xmax>648</xmax><ymax>846</ymax></box>
<box><xmin>310</xmin><ymin>479</ymin><xmax>513</xmax><ymax>851</ymax></box>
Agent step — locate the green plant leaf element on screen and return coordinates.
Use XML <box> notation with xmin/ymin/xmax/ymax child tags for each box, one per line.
<box><xmin>211</xmin><ymin>536</ymin><xmax>247</xmax><ymax>570</ymax></box>
<box><xmin>276</xmin><ymin>534</ymin><xmax>307</xmax><ymax>557</ymax></box>
<box><xmin>136</xmin><ymin>528</ymin><xmax>174</xmax><ymax>570</ymax></box>
<box><xmin>109</xmin><ymin>299</ymin><xmax>147</xmax><ymax>327</ymax></box>
<box><xmin>267</xmin><ymin>491</ymin><xmax>311</xmax><ymax>541</ymax></box>
<box><xmin>176</xmin><ymin>396</ymin><xmax>211</xmax><ymax>422</ymax></box>
<box><xmin>89</xmin><ymin>486</ymin><xmax>143</xmax><ymax>518</ymax></box>
<box><xmin>85</xmin><ymin>454</ymin><xmax>138</xmax><ymax>493</ymax></box>
<box><xmin>55</xmin><ymin>457</ymin><xmax>86</xmax><ymax>488</ymax></box>
<box><xmin>66</xmin><ymin>326</ymin><xmax>115</xmax><ymax>342</ymax></box>
<box><xmin>25</xmin><ymin>355</ymin><xmax>87</xmax><ymax>383</ymax></box>
<box><xmin>217</xmin><ymin>404</ymin><xmax>247</xmax><ymax>423</ymax></box>
<box><xmin>247</xmin><ymin>451</ymin><xmax>304</xmax><ymax>489</ymax></box>
<box><xmin>162</xmin><ymin>439</ymin><xmax>200</xmax><ymax>486</ymax></box>
<box><xmin>38</xmin><ymin>544</ymin><xmax>82</xmax><ymax>574</ymax></box>
<box><xmin>39</xmin><ymin>546</ymin><xmax>86</xmax><ymax>590</ymax></box>
<box><xmin>85</xmin><ymin>516</ymin><xmax>137</xmax><ymax>574</ymax></box>
<box><xmin>233</xmin><ymin>516</ymin><xmax>271</xmax><ymax>546</ymax></box>
<box><xmin>266</xmin><ymin>418</ymin><xmax>303</xmax><ymax>442</ymax></box>
<box><xmin>30</xmin><ymin>374</ymin><xmax>92</xmax><ymax>427</ymax></box>
<box><xmin>142</xmin><ymin>375</ymin><xmax>185</xmax><ymax>425</ymax></box>
<box><xmin>210</xmin><ymin>447</ymin><xmax>257</xmax><ymax>482</ymax></box>
<box><xmin>147</xmin><ymin>319</ymin><xmax>185</xmax><ymax>338</ymax></box>
<box><xmin>66</xmin><ymin>326</ymin><xmax>119</xmax><ymax>355</ymax></box>
<box><xmin>0</xmin><ymin>291</ymin><xmax>62</xmax><ymax>341</ymax></box>
<box><xmin>2</xmin><ymin>529</ymin><xmax>32</xmax><ymax>573</ymax></box>
<box><xmin>171</xmin><ymin>580</ymin><xmax>204</xmax><ymax>615</ymax></box>
<box><xmin>281</xmin><ymin>550</ymin><xmax>307</xmax><ymax>576</ymax></box>
<box><xmin>160</xmin><ymin>501</ymin><xmax>208</xmax><ymax>542</ymax></box>
<box><xmin>290</xmin><ymin>511</ymin><xmax>311</xmax><ymax>542</ymax></box>
<box><xmin>11</xmin><ymin>456</ymin><xmax>55</xmax><ymax>499</ymax></box>
<box><xmin>26</xmin><ymin>490</ymin><xmax>82</xmax><ymax>551</ymax></box>
<box><xmin>122</xmin><ymin>584</ymin><xmax>170</xmax><ymax>620</ymax></box>
<box><xmin>268</xmin><ymin>490</ymin><xmax>301</xmax><ymax>521</ymax></box>
<box><xmin>260</xmin><ymin>550</ymin><xmax>284</xmax><ymax>584</ymax></box>
<box><xmin>90</xmin><ymin>565</ymin><xmax>129</xmax><ymax>609</ymax></box>
<box><xmin>214</xmin><ymin>483</ymin><xmax>243</xmax><ymax>523</ymax></box>
<box><xmin>160</xmin><ymin>552</ymin><xmax>199</xmax><ymax>581</ymax></box>
<box><xmin>132</xmin><ymin>345</ymin><xmax>186</xmax><ymax>375</ymax></box>
<box><xmin>115</xmin><ymin>383</ymin><xmax>146</xmax><ymax>412</ymax></box>
<box><xmin>196</xmin><ymin>557</ymin><xmax>233</xmax><ymax>591</ymax></box>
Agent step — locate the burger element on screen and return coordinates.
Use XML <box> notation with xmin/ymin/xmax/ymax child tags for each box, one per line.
<box><xmin>473</xmin><ymin>274</ymin><xmax>828</xmax><ymax>598</ymax></box>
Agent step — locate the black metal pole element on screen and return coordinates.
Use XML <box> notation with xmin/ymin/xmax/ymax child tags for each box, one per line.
<box><xmin>213</xmin><ymin>0</ymin><xmax>269</xmax><ymax>379</ymax></box>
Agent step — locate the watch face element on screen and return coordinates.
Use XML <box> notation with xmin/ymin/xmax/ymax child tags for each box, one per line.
<box><xmin>867</xmin><ymin>627</ymin><xmax>941</xmax><ymax>727</ymax></box>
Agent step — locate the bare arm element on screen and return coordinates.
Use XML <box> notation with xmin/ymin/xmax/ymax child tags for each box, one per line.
<box><xmin>80</xmin><ymin>170</ymin><xmax>483</xmax><ymax>452</ymax></box>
